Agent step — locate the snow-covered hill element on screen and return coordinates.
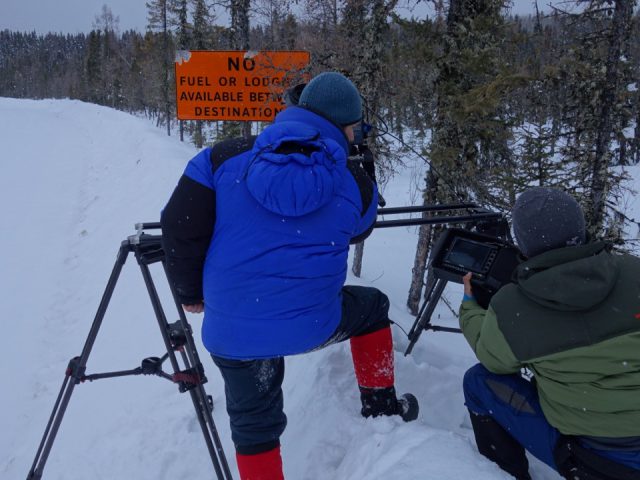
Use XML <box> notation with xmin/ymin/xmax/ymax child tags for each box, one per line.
<box><xmin>1</xmin><ymin>98</ymin><xmax>599</xmax><ymax>479</ymax></box>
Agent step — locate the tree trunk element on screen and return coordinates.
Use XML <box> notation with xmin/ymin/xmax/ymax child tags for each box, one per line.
<box><xmin>407</xmin><ymin>169</ymin><xmax>437</xmax><ymax>315</ymax></box>
<box><xmin>407</xmin><ymin>222</ymin><xmax>433</xmax><ymax>315</ymax></box>
<box><xmin>230</xmin><ymin>0</ymin><xmax>252</xmax><ymax>139</ymax></box>
<box><xmin>242</xmin><ymin>121</ymin><xmax>252</xmax><ymax>139</ymax></box>
<box><xmin>634</xmin><ymin>92</ymin><xmax>640</xmax><ymax>164</ymax></box>
<box><xmin>351</xmin><ymin>242</ymin><xmax>364</xmax><ymax>277</ymax></box>
<box><xmin>407</xmin><ymin>0</ymin><xmax>471</xmax><ymax>315</ymax></box>
<box><xmin>162</xmin><ymin>0</ymin><xmax>170</xmax><ymax>136</ymax></box>
<box><xmin>349</xmin><ymin>0</ymin><xmax>398</xmax><ymax>277</ymax></box>
<box><xmin>195</xmin><ymin>120</ymin><xmax>204</xmax><ymax>148</ymax></box>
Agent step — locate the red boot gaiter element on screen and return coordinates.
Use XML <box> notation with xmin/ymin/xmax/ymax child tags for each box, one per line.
<box><xmin>236</xmin><ymin>446</ymin><xmax>284</xmax><ymax>480</ymax></box>
<box><xmin>349</xmin><ymin>326</ymin><xmax>394</xmax><ymax>388</ymax></box>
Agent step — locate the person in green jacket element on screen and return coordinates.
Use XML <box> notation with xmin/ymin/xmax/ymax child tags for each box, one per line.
<box><xmin>460</xmin><ymin>187</ymin><xmax>640</xmax><ymax>480</ymax></box>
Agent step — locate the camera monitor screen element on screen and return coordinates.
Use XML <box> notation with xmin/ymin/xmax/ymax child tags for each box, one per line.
<box><xmin>444</xmin><ymin>238</ymin><xmax>495</xmax><ymax>274</ymax></box>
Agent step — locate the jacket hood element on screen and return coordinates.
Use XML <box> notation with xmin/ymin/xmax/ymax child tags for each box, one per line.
<box><xmin>246</xmin><ymin>107</ymin><xmax>348</xmax><ymax>217</ymax></box>
<box><xmin>515</xmin><ymin>242</ymin><xmax>618</xmax><ymax>311</ymax></box>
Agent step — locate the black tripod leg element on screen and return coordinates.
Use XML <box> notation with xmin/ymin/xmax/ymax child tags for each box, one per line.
<box><xmin>407</xmin><ymin>277</ymin><xmax>438</xmax><ymax>340</ymax></box>
<box><xmin>137</xmin><ymin>260</ymin><xmax>231</xmax><ymax>480</ymax></box>
<box><xmin>162</xmin><ymin>263</ymin><xmax>233</xmax><ymax>480</ymax></box>
<box><xmin>27</xmin><ymin>243</ymin><xmax>130</xmax><ymax>480</ymax></box>
<box><xmin>160</xmin><ymin>264</ymin><xmax>232</xmax><ymax>478</ymax></box>
<box><xmin>405</xmin><ymin>278</ymin><xmax>448</xmax><ymax>356</ymax></box>
<box><xmin>174</xmin><ymin>316</ymin><xmax>233</xmax><ymax>480</ymax></box>
<box><xmin>27</xmin><ymin>375</ymin><xmax>71</xmax><ymax>480</ymax></box>
<box><xmin>189</xmin><ymin>383</ymin><xmax>233</xmax><ymax>479</ymax></box>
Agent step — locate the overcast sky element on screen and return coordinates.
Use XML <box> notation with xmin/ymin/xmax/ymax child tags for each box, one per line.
<box><xmin>0</xmin><ymin>0</ymin><xmax>557</xmax><ymax>35</ymax></box>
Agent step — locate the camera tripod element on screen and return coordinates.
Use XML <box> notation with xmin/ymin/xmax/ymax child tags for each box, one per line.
<box><xmin>27</xmin><ymin>224</ymin><xmax>233</xmax><ymax>480</ymax></box>
<box><xmin>404</xmin><ymin>277</ymin><xmax>460</xmax><ymax>355</ymax></box>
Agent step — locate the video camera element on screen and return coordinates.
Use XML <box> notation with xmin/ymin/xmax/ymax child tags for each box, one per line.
<box><xmin>375</xmin><ymin>207</ymin><xmax>522</xmax><ymax>355</ymax></box>
<box><xmin>430</xmin><ymin>227</ymin><xmax>520</xmax><ymax>309</ymax></box>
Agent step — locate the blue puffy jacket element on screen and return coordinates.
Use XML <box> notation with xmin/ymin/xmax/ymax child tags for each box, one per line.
<box><xmin>161</xmin><ymin>107</ymin><xmax>378</xmax><ymax>359</ymax></box>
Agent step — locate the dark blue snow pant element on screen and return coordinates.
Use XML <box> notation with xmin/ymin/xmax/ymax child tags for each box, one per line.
<box><xmin>463</xmin><ymin>363</ymin><xmax>640</xmax><ymax>475</ymax></box>
<box><xmin>463</xmin><ymin>363</ymin><xmax>560</xmax><ymax>470</ymax></box>
<box><xmin>212</xmin><ymin>285</ymin><xmax>391</xmax><ymax>455</ymax></box>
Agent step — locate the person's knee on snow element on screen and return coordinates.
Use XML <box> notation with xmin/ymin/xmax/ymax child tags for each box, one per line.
<box><xmin>469</xmin><ymin>412</ymin><xmax>531</xmax><ymax>480</ymax></box>
<box><xmin>463</xmin><ymin>365</ymin><xmax>532</xmax><ymax>479</ymax></box>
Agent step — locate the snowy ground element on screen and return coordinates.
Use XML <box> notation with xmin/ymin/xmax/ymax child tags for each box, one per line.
<box><xmin>5</xmin><ymin>98</ymin><xmax>629</xmax><ymax>479</ymax></box>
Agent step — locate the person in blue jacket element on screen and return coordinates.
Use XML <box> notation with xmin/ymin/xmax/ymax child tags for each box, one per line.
<box><xmin>161</xmin><ymin>72</ymin><xmax>418</xmax><ymax>480</ymax></box>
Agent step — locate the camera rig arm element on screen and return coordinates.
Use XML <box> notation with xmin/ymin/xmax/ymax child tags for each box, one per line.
<box><xmin>372</xmin><ymin>204</ymin><xmax>511</xmax><ymax>356</ymax></box>
<box><xmin>375</xmin><ymin>203</ymin><xmax>503</xmax><ymax>228</ymax></box>
<box><xmin>137</xmin><ymin>205</ymin><xmax>508</xmax><ymax>358</ymax></box>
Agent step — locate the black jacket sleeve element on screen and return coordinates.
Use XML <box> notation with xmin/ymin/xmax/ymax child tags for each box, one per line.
<box><xmin>160</xmin><ymin>175</ymin><xmax>216</xmax><ymax>305</ymax></box>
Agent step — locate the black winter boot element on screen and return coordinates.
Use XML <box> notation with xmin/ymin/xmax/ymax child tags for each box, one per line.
<box><xmin>359</xmin><ymin>386</ymin><xmax>419</xmax><ymax>422</ymax></box>
<box><xmin>468</xmin><ymin>410</ymin><xmax>532</xmax><ymax>480</ymax></box>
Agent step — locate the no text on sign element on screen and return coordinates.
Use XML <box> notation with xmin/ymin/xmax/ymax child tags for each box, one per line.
<box><xmin>175</xmin><ymin>50</ymin><xmax>310</xmax><ymax>121</ymax></box>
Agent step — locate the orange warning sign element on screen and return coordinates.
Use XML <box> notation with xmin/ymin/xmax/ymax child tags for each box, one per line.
<box><xmin>175</xmin><ymin>50</ymin><xmax>310</xmax><ymax>121</ymax></box>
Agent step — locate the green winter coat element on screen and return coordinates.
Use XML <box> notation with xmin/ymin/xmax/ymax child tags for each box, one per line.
<box><xmin>459</xmin><ymin>242</ymin><xmax>640</xmax><ymax>437</ymax></box>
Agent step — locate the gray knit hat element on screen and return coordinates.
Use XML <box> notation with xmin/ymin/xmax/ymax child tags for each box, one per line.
<box><xmin>512</xmin><ymin>187</ymin><xmax>586</xmax><ymax>258</ymax></box>
<box><xmin>298</xmin><ymin>72</ymin><xmax>362</xmax><ymax>126</ymax></box>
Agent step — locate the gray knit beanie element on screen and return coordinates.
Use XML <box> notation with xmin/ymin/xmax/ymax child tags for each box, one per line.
<box><xmin>298</xmin><ymin>72</ymin><xmax>362</xmax><ymax>126</ymax></box>
<box><xmin>512</xmin><ymin>187</ymin><xmax>586</xmax><ymax>258</ymax></box>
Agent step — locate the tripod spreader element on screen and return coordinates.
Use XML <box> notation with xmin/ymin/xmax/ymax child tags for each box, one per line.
<box><xmin>76</xmin><ymin>354</ymin><xmax>206</xmax><ymax>392</ymax></box>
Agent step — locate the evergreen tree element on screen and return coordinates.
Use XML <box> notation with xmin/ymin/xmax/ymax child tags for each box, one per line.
<box><xmin>553</xmin><ymin>0</ymin><xmax>636</xmax><ymax>240</ymax></box>
<box><xmin>147</xmin><ymin>0</ymin><xmax>173</xmax><ymax>135</ymax></box>
<box><xmin>340</xmin><ymin>0</ymin><xmax>399</xmax><ymax>277</ymax></box>
<box><xmin>85</xmin><ymin>30</ymin><xmax>104</xmax><ymax>104</ymax></box>
<box><xmin>93</xmin><ymin>5</ymin><xmax>124</xmax><ymax>108</ymax></box>
<box><xmin>298</xmin><ymin>0</ymin><xmax>341</xmax><ymax>68</ymax></box>
<box><xmin>169</xmin><ymin>0</ymin><xmax>190</xmax><ymax>50</ymax></box>
<box><xmin>192</xmin><ymin>0</ymin><xmax>214</xmax><ymax>49</ymax></box>
<box><xmin>407</xmin><ymin>0</ymin><xmax>510</xmax><ymax>314</ymax></box>
<box><xmin>229</xmin><ymin>0</ymin><xmax>252</xmax><ymax>139</ymax></box>
<box><xmin>631</xmin><ymin>12</ymin><xmax>640</xmax><ymax>165</ymax></box>
<box><xmin>191</xmin><ymin>0</ymin><xmax>215</xmax><ymax>147</ymax></box>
